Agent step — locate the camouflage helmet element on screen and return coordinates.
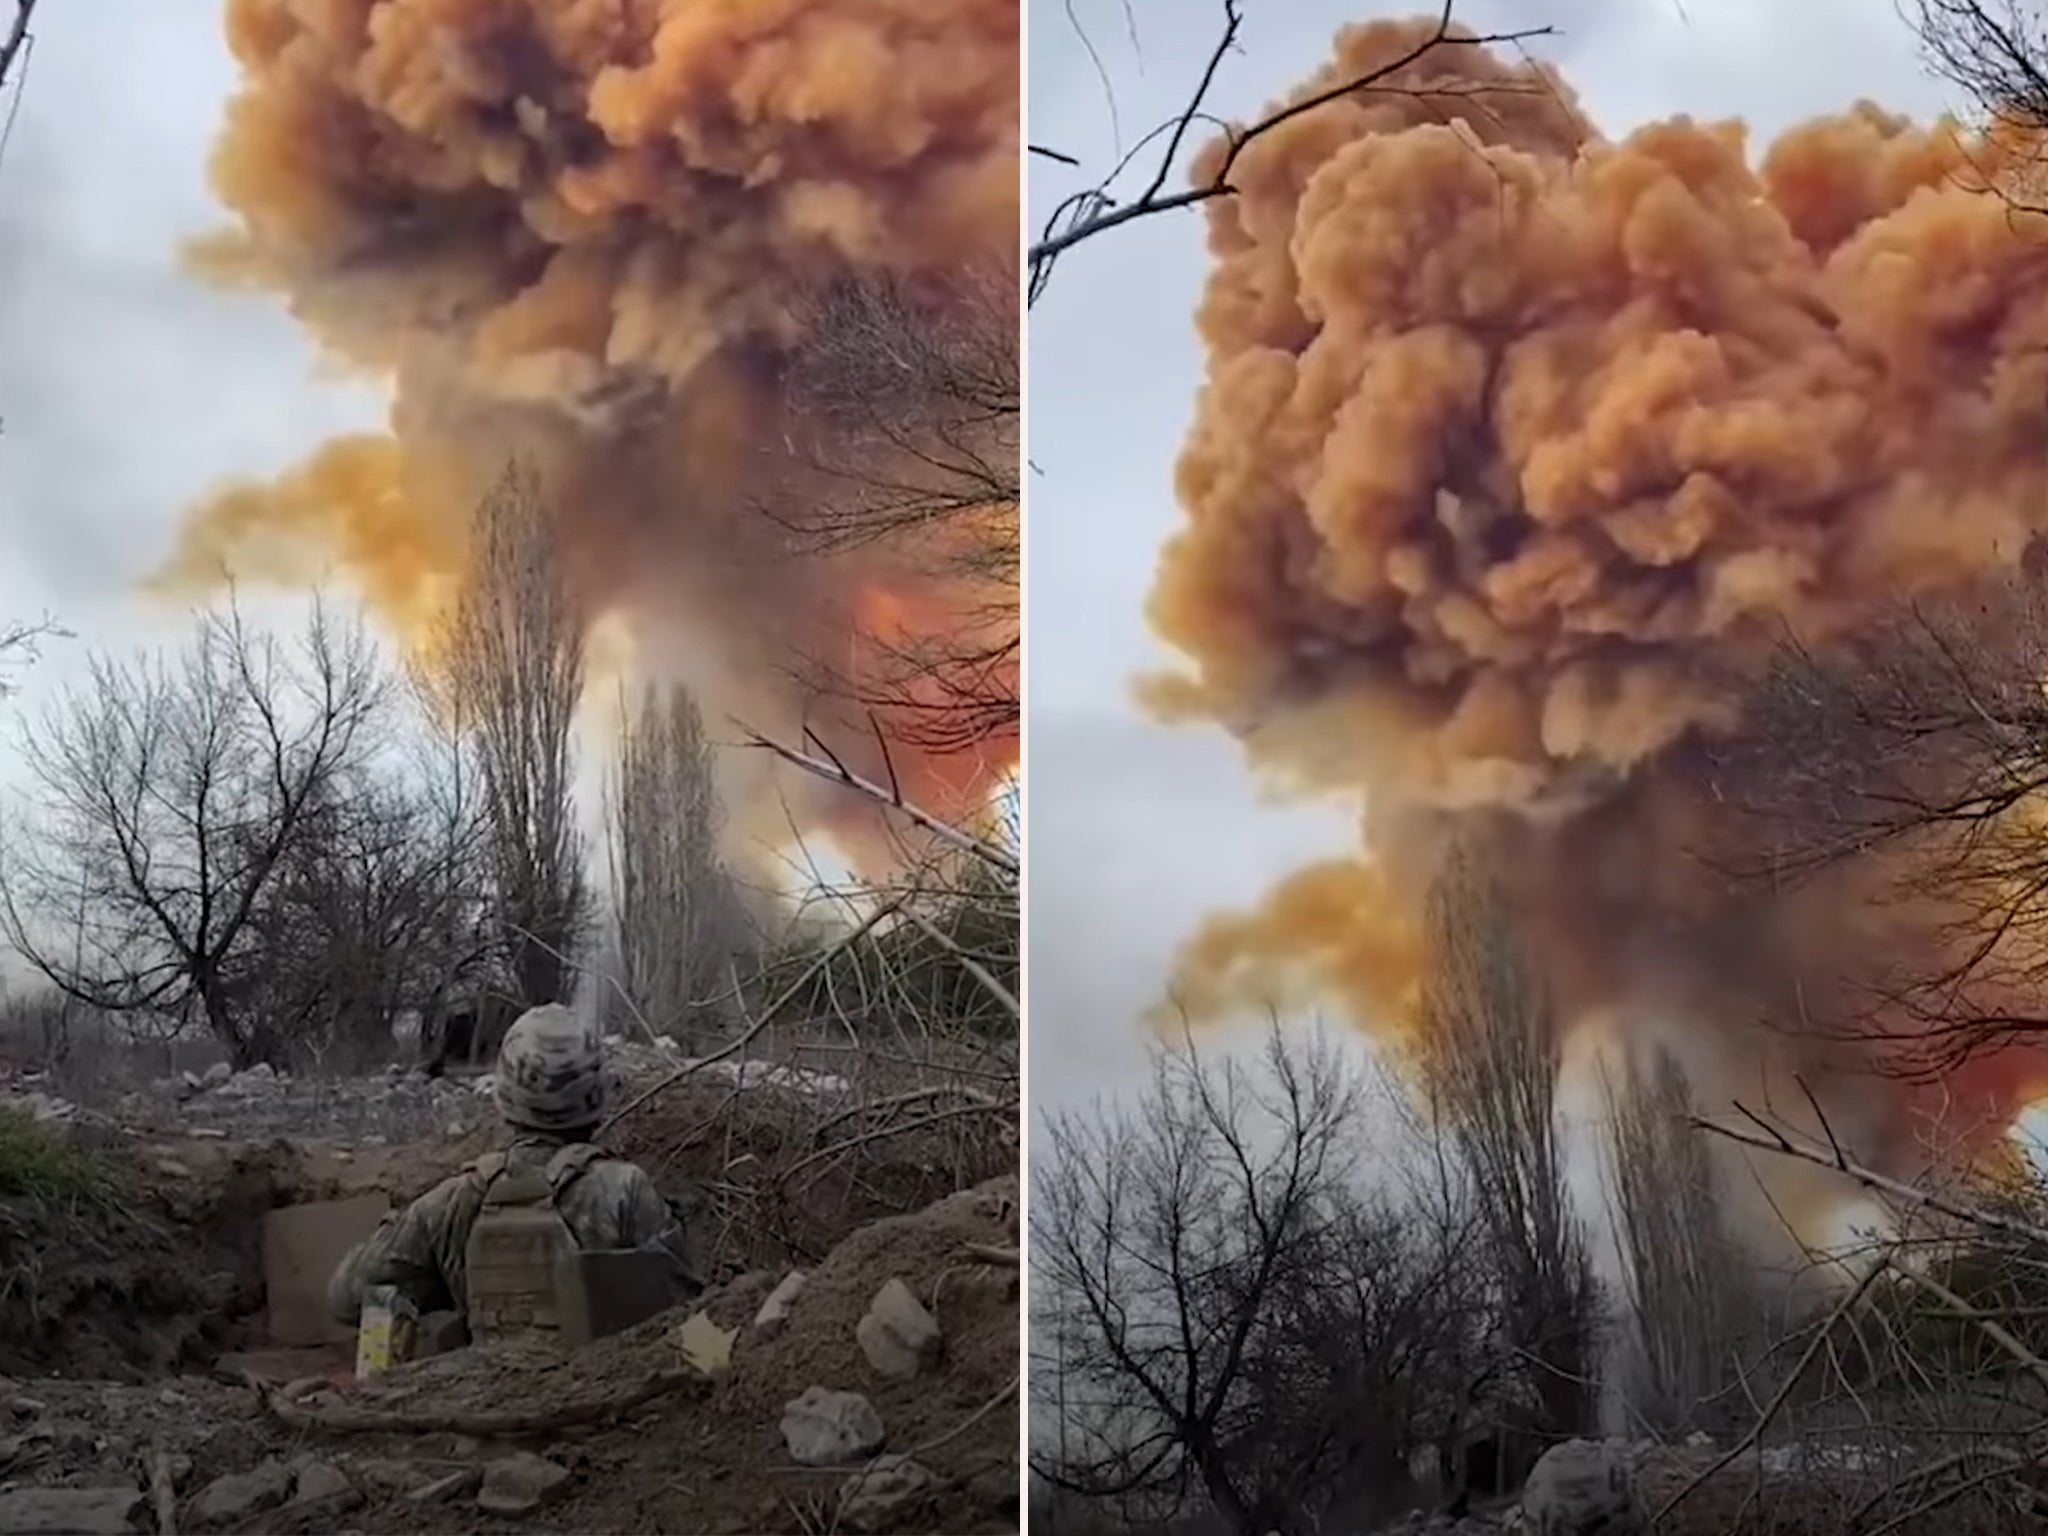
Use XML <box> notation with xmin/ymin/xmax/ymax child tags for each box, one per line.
<box><xmin>494</xmin><ymin>1005</ymin><xmax>607</xmax><ymax>1132</ymax></box>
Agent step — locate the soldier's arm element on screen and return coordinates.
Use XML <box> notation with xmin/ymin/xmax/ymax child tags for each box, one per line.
<box><xmin>324</xmin><ymin>1181</ymin><xmax>467</xmax><ymax>1325</ymax></box>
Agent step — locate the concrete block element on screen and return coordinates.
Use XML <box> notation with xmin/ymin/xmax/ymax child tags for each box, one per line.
<box><xmin>262</xmin><ymin>1194</ymin><xmax>389</xmax><ymax>1346</ymax></box>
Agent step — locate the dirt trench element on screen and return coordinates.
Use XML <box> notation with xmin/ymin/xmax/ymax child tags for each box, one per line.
<box><xmin>0</xmin><ymin>1098</ymin><xmax>1020</xmax><ymax>1534</ymax></box>
<box><xmin>0</xmin><ymin>1137</ymin><xmax>335</xmax><ymax>1383</ymax></box>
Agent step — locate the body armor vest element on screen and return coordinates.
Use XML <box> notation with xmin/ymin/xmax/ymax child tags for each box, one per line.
<box><xmin>462</xmin><ymin>1144</ymin><xmax>602</xmax><ymax>1345</ymax></box>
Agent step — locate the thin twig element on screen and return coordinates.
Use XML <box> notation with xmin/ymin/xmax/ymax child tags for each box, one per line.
<box><xmin>736</xmin><ymin>726</ymin><xmax>1016</xmax><ymax>875</ymax></box>
<box><xmin>1653</xmin><ymin>1258</ymin><xmax>1888</xmax><ymax>1521</ymax></box>
<box><xmin>899</xmin><ymin>905</ymin><xmax>1020</xmax><ymax>1019</ymax></box>
<box><xmin>777</xmin><ymin>1101</ymin><xmax>1014</xmax><ymax>1185</ymax></box>
<box><xmin>1027</xmin><ymin>0</ymin><xmax>1555</xmax><ymax>280</ymax></box>
<box><xmin>601</xmin><ymin>897</ymin><xmax>904</xmax><ymax>1130</ymax></box>
<box><xmin>1694</xmin><ymin>1107</ymin><xmax>2048</xmax><ymax>1250</ymax></box>
<box><xmin>1888</xmin><ymin>1262</ymin><xmax>2048</xmax><ymax>1398</ymax></box>
<box><xmin>0</xmin><ymin>1</ymin><xmax>35</xmax><ymax>93</ymax></box>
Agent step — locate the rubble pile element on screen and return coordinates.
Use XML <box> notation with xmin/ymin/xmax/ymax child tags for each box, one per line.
<box><xmin>8</xmin><ymin>1033</ymin><xmax>858</xmax><ymax>1148</ymax></box>
<box><xmin>116</xmin><ymin>1062</ymin><xmax>495</xmax><ymax>1144</ymax></box>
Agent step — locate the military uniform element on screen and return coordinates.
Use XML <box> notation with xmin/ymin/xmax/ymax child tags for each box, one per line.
<box><xmin>327</xmin><ymin>1134</ymin><xmax>700</xmax><ymax>1326</ymax></box>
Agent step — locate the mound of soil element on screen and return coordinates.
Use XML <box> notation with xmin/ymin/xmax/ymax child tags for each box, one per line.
<box><xmin>731</xmin><ymin>1174</ymin><xmax>1019</xmax><ymax>1441</ymax></box>
<box><xmin>0</xmin><ymin>1140</ymin><xmax>280</xmax><ymax>1381</ymax></box>
<box><xmin>608</xmin><ymin>1069</ymin><xmax>1016</xmax><ymax>1279</ymax></box>
<box><xmin>0</xmin><ymin>1125</ymin><xmax>493</xmax><ymax>1385</ymax></box>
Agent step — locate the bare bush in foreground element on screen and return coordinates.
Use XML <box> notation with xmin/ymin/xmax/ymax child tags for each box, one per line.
<box><xmin>1663</xmin><ymin>1102</ymin><xmax>2048</xmax><ymax>1532</ymax></box>
<box><xmin>598</xmin><ymin>740</ymin><xmax>1017</xmax><ymax>1269</ymax></box>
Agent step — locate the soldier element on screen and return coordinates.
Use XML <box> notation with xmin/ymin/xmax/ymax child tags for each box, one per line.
<box><xmin>327</xmin><ymin>1003</ymin><xmax>701</xmax><ymax>1341</ymax></box>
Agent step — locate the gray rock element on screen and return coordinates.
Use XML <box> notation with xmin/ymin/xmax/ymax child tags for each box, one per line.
<box><xmin>839</xmin><ymin>1455</ymin><xmax>934</xmax><ymax>1532</ymax></box>
<box><xmin>202</xmin><ymin>1062</ymin><xmax>233</xmax><ymax>1087</ymax></box>
<box><xmin>855</xmin><ymin>1278</ymin><xmax>941</xmax><ymax>1380</ymax></box>
<box><xmin>291</xmin><ymin>1460</ymin><xmax>356</xmax><ymax>1506</ymax></box>
<box><xmin>191</xmin><ymin>1457</ymin><xmax>293</xmax><ymax>1526</ymax></box>
<box><xmin>409</xmin><ymin>1467</ymin><xmax>481</xmax><ymax>1504</ymax></box>
<box><xmin>342</xmin><ymin>1458</ymin><xmax>419</xmax><ymax>1495</ymax></box>
<box><xmin>755</xmin><ymin>1270</ymin><xmax>807</xmax><ymax>1337</ymax></box>
<box><xmin>476</xmin><ymin>1452</ymin><xmax>573</xmax><ymax>1515</ymax></box>
<box><xmin>0</xmin><ymin>1488</ymin><xmax>145</xmax><ymax>1534</ymax></box>
<box><xmin>781</xmin><ymin>1386</ymin><xmax>886</xmax><ymax>1467</ymax></box>
<box><xmin>1520</xmin><ymin>1439</ymin><xmax>1642</xmax><ymax>1536</ymax></box>
<box><xmin>217</xmin><ymin>1064</ymin><xmax>278</xmax><ymax>1099</ymax></box>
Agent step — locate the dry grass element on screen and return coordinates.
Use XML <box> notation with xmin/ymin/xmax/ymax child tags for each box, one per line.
<box><xmin>0</xmin><ymin>1103</ymin><xmax>122</xmax><ymax>1206</ymax></box>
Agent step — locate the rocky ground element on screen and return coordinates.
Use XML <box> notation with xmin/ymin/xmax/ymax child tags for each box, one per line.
<box><xmin>1370</xmin><ymin>1432</ymin><xmax>2047</xmax><ymax>1536</ymax></box>
<box><xmin>0</xmin><ymin>1045</ymin><xmax>1019</xmax><ymax>1535</ymax></box>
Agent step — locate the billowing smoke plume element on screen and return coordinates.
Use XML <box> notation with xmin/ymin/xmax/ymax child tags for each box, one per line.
<box><xmin>1152</xmin><ymin>18</ymin><xmax>2048</xmax><ymax>1168</ymax></box>
<box><xmin>162</xmin><ymin>0</ymin><xmax>1019</xmax><ymax>861</ymax></box>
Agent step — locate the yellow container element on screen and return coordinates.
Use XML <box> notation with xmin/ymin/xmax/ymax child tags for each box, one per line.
<box><xmin>355</xmin><ymin>1285</ymin><xmax>417</xmax><ymax>1379</ymax></box>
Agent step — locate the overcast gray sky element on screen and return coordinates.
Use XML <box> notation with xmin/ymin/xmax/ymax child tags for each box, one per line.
<box><xmin>0</xmin><ymin>3</ymin><xmax>382</xmax><ymax>712</ymax></box>
<box><xmin>1024</xmin><ymin>0</ymin><xmax>1956</xmax><ymax>1117</ymax></box>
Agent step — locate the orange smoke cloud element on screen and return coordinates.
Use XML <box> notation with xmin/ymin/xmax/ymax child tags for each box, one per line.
<box><xmin>162</xmin><ymin>0</ymin><xmax>1018</xmax><ymax>847</ymax></box>
<box><xmin>1152</xmin><ymin>18</ymin><xmax>2048</xmax><ymax>1165</ymax></box>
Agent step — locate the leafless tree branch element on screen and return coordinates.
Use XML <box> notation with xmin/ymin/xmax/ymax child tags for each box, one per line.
<box><xmin>1027</xmin><ymin>0</ymin><xmax>1556</xmax><ymax>303</ymax></box>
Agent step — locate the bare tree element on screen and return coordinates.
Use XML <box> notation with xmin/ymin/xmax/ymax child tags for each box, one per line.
<box><xmin>0</xmin><ymin>602</ymin><xmax>386</xmax><ymax>1068</ymax></box>
<box><xmin>1028</xmin><ymin>1</ymin><xmax>1556</xmax><ymax>303</ymax></box>
<box><xmin>1598</xmin><ymin>1045</ymin><xmax>1766</xmax><ymax>1437</ymax></box>
<box><xmin>1908</xmin><ymin>2</ymin><xmax>2048</xmax><ymax>133</ymax></box>
<box><xmin>1419</xmin><ymin>849</ymin><xmax>1601</xmax><ymax>1457</ymax></box>
<box><xmin>239</xmin><ymin>742</ymin><xmax>485</xmax><ymax>1070</ymax></box>
<box><xmin>605</xmin><ymin>682</ymin><xmax>742</xmax><ymax>1046</ymax></box>
<box><xmin>441</xmin><ymin>461</ymin><xmax>590</xmax><ymax>1009</ymax></box>
<box><xmin>1031</xmin><ymin>1028</ymin><xmax>1472</xmax><ymax>1535</ymax></box>
<box><xmin>782</xmin><ymin>265</ymin><xmax>1019</xmax><ymax>756</ymax></box>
